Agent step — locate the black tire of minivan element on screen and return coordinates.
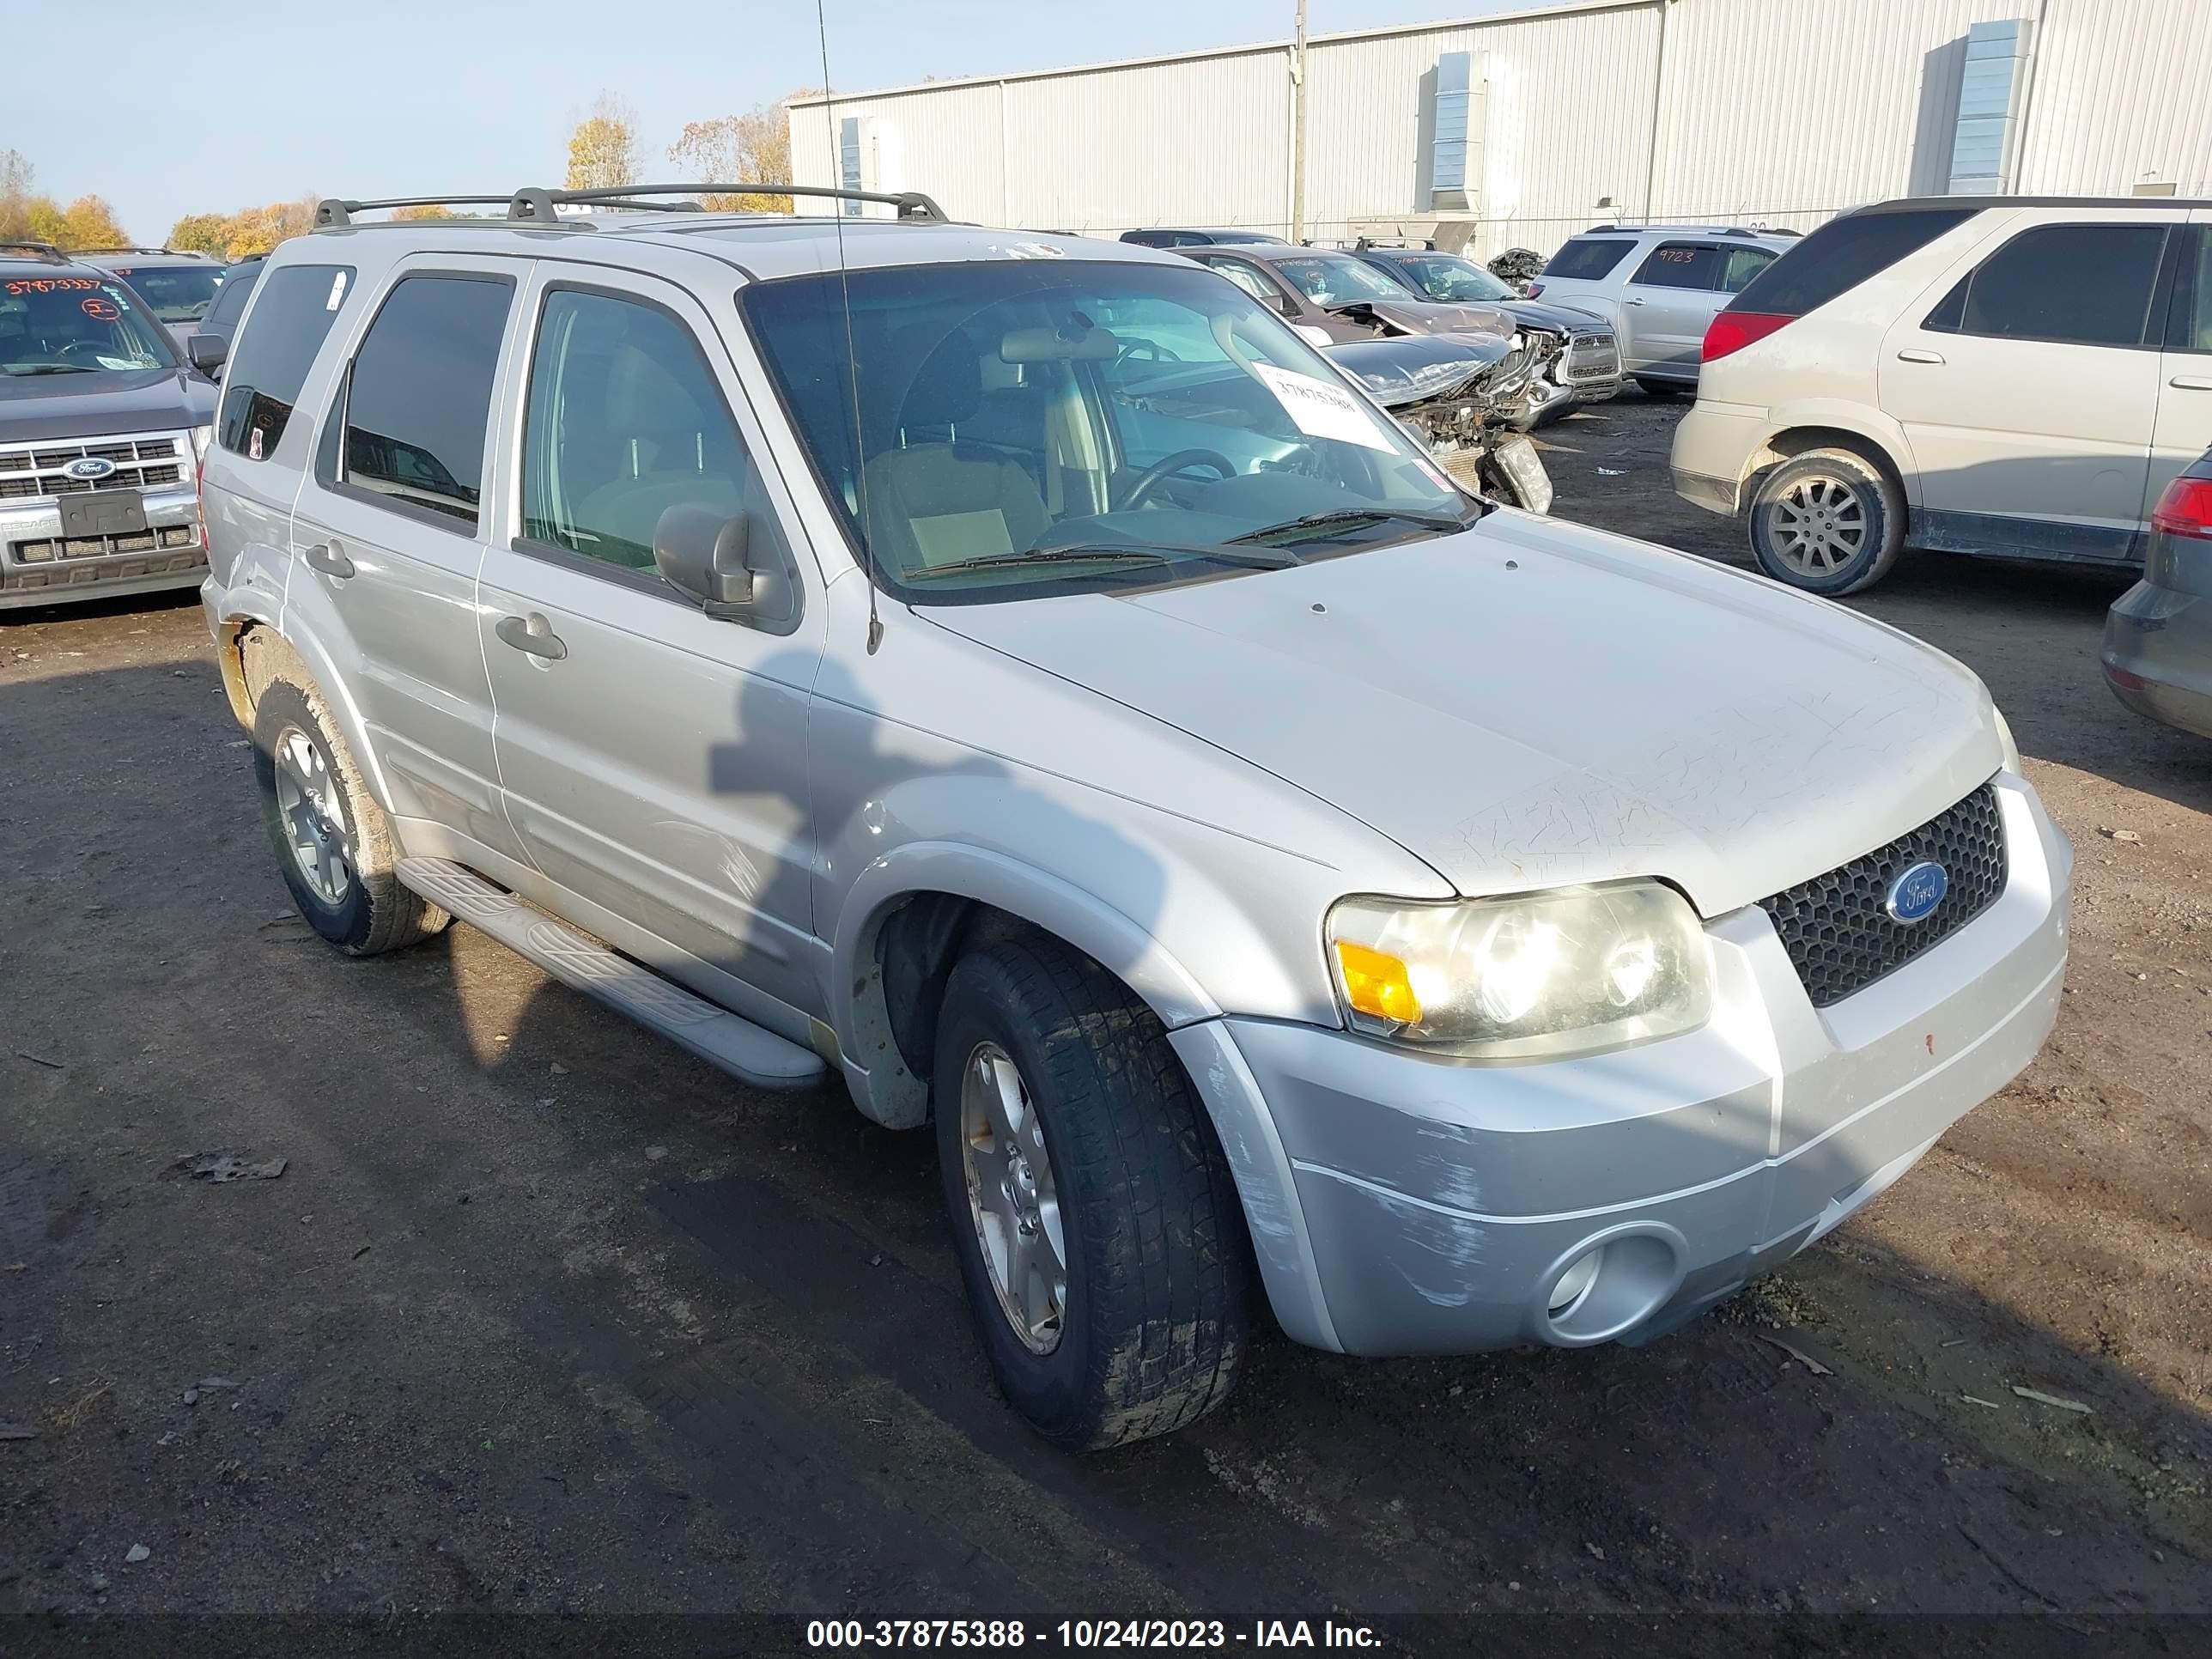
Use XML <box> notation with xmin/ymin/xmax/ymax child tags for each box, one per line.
<box><xmin>252</xmin><ymin>678</ymin><xmax>448</xmax><ymax>956</ymax></box>
<box><xmin>932</xmin><ymin>934</ymin><xmax>1250</xmax><ymax>1450</ymax></box>
<box><xmin>1747</xmin><ymin>447</ymin><xmax>1908</xmax><ymax>597</ymax></box>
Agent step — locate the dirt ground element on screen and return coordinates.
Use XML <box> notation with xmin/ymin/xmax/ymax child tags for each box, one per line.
<box><xmin>3</xmin><ymin>391</ymin><xmax>2208</xmax><ymax>1652</ymax></box>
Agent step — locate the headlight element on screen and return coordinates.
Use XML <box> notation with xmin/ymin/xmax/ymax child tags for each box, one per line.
<box><xmin>1326</xmin><ymin>880</ymin><xmax>1711</xmax><ymax>1061</ymax></box>
<box><xmin>1992</xmin><ymin>706</ymin><xmax>2021</xmax><ymax>773</ymax></box>
<box><xmin>190</xmin><ymin>424</ymin><xmax>214</xmax><ymax>464</ymax></box>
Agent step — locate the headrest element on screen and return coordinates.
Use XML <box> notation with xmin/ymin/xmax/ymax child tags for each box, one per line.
<box><xmin>605</xmin><ymin>343</ymin><xmax>705</xmax><ymax>433</ymax></box>
<box><xmin>1000</xmin><ymin>325</ymin><xmax>1116</xmax><ymax>363</ymax></box>
<box><xmin>898</xmin><ymin>331</ymin><xmax>982</xmax><ymax>429</ymax></box>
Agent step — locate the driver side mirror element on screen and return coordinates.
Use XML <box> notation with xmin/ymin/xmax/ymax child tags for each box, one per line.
<box><xmin>187</xmin><ymin>331</ymin><xmax>228</xmax><ymax>377</ymax></box>
<box><xmin>653</xmin><ymin>503</ymin><xmax>790</xmax><ymax>624</ymax></box>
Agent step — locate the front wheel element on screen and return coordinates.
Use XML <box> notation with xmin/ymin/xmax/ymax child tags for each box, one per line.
<box><xmin>933</xmin><ymin>935</ymin><xmax>1250</xmax><ymax>1449</ymax></box>
<box><xmin>1747</xmin><ymin>447</ymin><xmax>1907</xmax><ymax>596</ymax></box>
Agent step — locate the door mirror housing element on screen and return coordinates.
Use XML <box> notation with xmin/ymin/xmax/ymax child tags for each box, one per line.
<box><xmin>187</xmin><ymin>331</ymin><xmax>228</xmax><ymax>377</ymax></box>
<box><xmin>653</xmin><ymin>502</ymin><xmax>790</xmax><ymax>623</ymax></box>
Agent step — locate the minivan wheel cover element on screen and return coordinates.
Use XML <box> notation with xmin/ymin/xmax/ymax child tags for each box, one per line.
<box><xmin>1771</xmin><ymin>474</ymin><xmax>1869</xmax><ymax>575</ymax></box>
<box><xmin>274</xmin><ymin>726</ymin><xmax>353</xmax><ymax>908</ymax></box>
<box><xmin>960</xmin><ymin>1041</ymin><xmax>1066</xmax><ymax>1354</ymax></box>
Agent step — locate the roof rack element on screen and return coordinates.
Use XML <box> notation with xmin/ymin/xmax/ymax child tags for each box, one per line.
<box><xmin>1583</xmin><ymin>222</ymin><xmax>1800</xmax><ymax>240</ymax></box>
<box><xmin>313</xmin><ymin>182</ymin><xmax>949</xmax><ymax>231</ymax></box>
<box><xmin>0</xmin><ymin>239</ymin><xmax>69</xmax><ymax>264</ymax></box>
<box><xmin>70</xmin><ymin>246</ymin><xmax>216</xmax><ymax>259</ymax></box>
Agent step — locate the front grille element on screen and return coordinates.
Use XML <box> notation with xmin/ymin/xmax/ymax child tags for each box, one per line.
<box><xmin>1565</xmin><ymin>336</ymin><xmax>1621</xmax><ymax>382</ymax></box>
<box><xmin>0</xmin><ymin>434</ymin><xmax>184</xmax><ymax>501</ymax></box>
<box><xmin>2</xmin><ymin>545</ymin><xmax>205</xmax><ymax>593</ymax></box>
<box><xmin>1758</xmin><ymin>782</ymin><xmax>2008</xmax><ymax>1008</ymax></box>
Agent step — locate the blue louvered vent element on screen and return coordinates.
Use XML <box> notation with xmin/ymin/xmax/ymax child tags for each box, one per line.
<box><xmin>1948</xmin><ymin>20</ymin><xmax>2034</xmax><ymax>196</ymax></box>
<box><xmin>1431</xmin><ymin>52</ymin><xmax>1473</xmax><ymax>210</ymax></box>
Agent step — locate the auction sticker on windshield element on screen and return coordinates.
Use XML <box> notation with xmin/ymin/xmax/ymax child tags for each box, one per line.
<box><xmin>1249</xmin><ymin>362</ymin><xmax>1395</xmax><ymax>453</ymax></box>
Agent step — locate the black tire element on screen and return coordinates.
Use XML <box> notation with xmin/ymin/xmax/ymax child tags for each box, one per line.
<box><xmin>933</xmin><ymin>934</ymin><xmax>1250</xmax><ymax>1449</ymax></box>
<box><xmin>1633</xmin><ymin>376</ymin><xmax>1687</xmax><ymax>398</ymax></box>
<box><xmin>252</xmin><ymin>678</ymin><xmax>447</xmax><ymax>956</ymax></box>
<box><xmin>1747</xmin><ymin>446</ymin><xmax>1907</xmax><ymax>597</ymax></box>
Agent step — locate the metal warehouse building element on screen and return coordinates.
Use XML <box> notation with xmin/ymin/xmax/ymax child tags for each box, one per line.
<box><xmin>788</xmin><ymin>0</ymin><xmax>2212</xmax><ymax>257</ymax></box>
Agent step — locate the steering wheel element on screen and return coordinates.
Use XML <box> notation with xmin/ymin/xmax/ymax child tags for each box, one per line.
<box><xmin>1116</xmin><ymin>339</ymin><xmax>1182</xmax><ymax>364</ymax></box>
<box><xmin>1115</xmin><ymin>447</ymin><xmax>1237</xmax><ymax>511</ymax></box>
<box><xmin>56</xmin><ymin>340</ymin><xmax>112</xmax><ymax>362</ymax></box>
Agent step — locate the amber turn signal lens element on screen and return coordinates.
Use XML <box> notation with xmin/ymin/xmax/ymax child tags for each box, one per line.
<box><xmin>1332</xmin><ymin>940</ymin><xmax>1423</xmax><ymax>1024</ymax></box>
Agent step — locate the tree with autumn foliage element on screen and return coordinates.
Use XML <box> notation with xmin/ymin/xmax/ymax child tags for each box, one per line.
<box><xmin>0</xmin><ymin>150</ymin><xmax>132</xmax><ymax>249</ymax></box>
<box><xmin>667</xmin><ymin>90</ymin><xmax>819</xmax><ymax>213</ymax></box>
<box><xmin>163</xmin><ymin>196</ymin><xmax>318</xmax><ymax>258</ymax></box>
<box><xmin>566</xmin><ymin>93</ymin><xmax>640</xmax><ymax>191</ymax></box>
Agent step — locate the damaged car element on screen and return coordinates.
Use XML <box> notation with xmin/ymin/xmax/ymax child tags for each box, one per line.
<box><xmin>1328</xmin><ymin>333</ymin><xmax>1554</xmax><ymax>512</ymax></box>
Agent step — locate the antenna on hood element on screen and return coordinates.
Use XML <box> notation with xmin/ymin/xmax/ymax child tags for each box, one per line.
<box><xmin>816</xmin><ymin>0</ymin><xmax>884</xmax><ymax>654</ymax></box>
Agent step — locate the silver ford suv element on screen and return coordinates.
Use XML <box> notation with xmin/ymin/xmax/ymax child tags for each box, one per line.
<box><xmin>198</xmin><ymin>185</ymin><xmax>2072</xmax><ymax>1449</ymax></box>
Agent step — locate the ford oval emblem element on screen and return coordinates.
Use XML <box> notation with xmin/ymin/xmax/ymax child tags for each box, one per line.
<box><xmin>65</xmin><ymin>456</ymin><xmax>117</xmax><ymax>480</ymax></box>
<box><xmin>1885</xmin><ymin>860</ymin><xmax>1948</xmax><ymax>924</ymax></box>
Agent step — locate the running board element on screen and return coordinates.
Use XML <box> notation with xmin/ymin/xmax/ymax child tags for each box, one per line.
<box><xmin>396</xmin><ymin>857</ymin><xmax>827</xmax><ymax>1091</ymax></box>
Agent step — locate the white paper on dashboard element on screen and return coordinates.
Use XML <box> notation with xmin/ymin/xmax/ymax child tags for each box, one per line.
<box><xmin>1249</xmin><ymin>362</ymin><xmax>1396</xmax><ymax>452</ymax></box>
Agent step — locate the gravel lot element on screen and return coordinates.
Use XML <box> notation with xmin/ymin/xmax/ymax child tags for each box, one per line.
<box><xmin>3</xmin><ymin>391</ymin><xmax>2208</xmax><ymax>1648</ymax></box>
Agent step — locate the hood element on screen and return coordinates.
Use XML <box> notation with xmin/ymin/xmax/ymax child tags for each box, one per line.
<box><xmin>1329</xmin><ymin>297</ymin><xmax>1516</xmax><ymax>340</ymax></box>
<box><xmin>922</xmin><ymin>514</ymin><xmax>2002</xmax><ymax>917</ymax></box>
<box><xmin>1496</xmin><ymin>297</ymin><xmax>1611</xmax><ymax>335</ymax></box>
<box><xmin>1325</xmin><ymin>334</ymin><xmax>1514</xmax><ymax>409</ymax></box>
<box><xmin>0</xmin><ymin>367</ymin><xmax>217</xmax><ymax>444</ymax></box>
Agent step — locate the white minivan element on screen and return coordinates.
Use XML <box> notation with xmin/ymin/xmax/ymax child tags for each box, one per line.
<box><xmin>1672</xmin><ymin>197</ymin><xmax>2212</xmax><ymax>594</ymax></box>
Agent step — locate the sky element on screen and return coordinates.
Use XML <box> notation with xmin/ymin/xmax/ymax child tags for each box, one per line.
<box><xmin>9</xmin><ymin>0</ymin><xmax>1530</xmax><ymax>246</ymax></box>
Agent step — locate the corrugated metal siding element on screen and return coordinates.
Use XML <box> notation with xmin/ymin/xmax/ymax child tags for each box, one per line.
<box><xmin>1300</xmin><ymin>4</ymin><xmax>1662</xmax><ymax>253</ymax></box>
<box><xmin>2017</xmin><ymin>0</ymin><xmax>2212</xmax><ymax>198</ymax></box>
<box><xmin>790</xmin><ymin>0</ymin><xmax>2212</xmax><ymax>252</ymax></box>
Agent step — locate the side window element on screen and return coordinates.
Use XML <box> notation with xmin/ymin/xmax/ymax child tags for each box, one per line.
<box><xmin>1541</xmin><ymin>238</ymin><xmax>1634</xmax><ymax>281</ymax></box>
<box><xmin>2168</xmin><ymin>228</ymin><xmax>2212</xmax><ymax>354</ymax></box>
<box><xmin>203</xmin><ymin>268</ymin><xmax>259</xmax><ymax>334</ymax></box>
<box><xmin>216</xmin><ymin>264</ymin><xmax>356</xmax><ymax>459</ymax></box>
<box><xmin>1926</xmin><ymin>223</ymin><xmax>2170</xmax><ymax>348</ymax></box>
<box><xmin>1719</xmin><ymin>247</ymin><xmax>1776</xmax><ymax>294</ymax></box>
<box><xmin>1200</xmin><ymin>257</ymin><xmax>1283</xmax><ymax>307</ymax></box>
<box><xmin>341</xmin><ymin>274</ymin><xmax>512</xmax><ymax>527</ymax></box>
<box><xmin>520</xmin><ymin>289</ymin><xmax>755</xmax><ymax>572</ymax></box>
<box><xmin>1630</xmin><ymin>243</ymin><xmax>1723</xmax><ymax>289</ymax></box>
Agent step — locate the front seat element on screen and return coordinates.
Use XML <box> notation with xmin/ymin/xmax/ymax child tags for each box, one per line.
<box><xmin>861</xmin><ymin>333</ymin><xmax>1050</xmax><ymax>574</ymax></box>
<box><xmin>571</xmin><ymin>343</ymin><xmax>744</xmax><ymax>567</ymax></box>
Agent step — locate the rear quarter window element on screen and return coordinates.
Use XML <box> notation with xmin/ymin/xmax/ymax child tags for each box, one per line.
<box><xmin>1541</xmin><ymin>239</ymin><xmax>1635</xmax><ymax>282</ymax></box>
<box><xmin>217</xmin><ymin>264</ymin><xmax>356</xmax><ymax>460</ymax></box>
<box><xmin>1729</xmin><ymin>207</ymin><xmax>1979</xmax><ymax>319</ymax></box>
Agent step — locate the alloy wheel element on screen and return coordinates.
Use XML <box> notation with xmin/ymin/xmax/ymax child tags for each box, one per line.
<box><xmin>959</xmin><ymin>1040</ymin><xmax>1066</xmax><ymax>1354</ymax></box>
<box><xmin>273</xmin><ymin>726</ymin><xmax>352</xmax><ymax>908</ymax></box>
<box><xmin>1770</xmin><ymin>472</ymin><xmax>1869</xmax><ymax>576</ymax></box>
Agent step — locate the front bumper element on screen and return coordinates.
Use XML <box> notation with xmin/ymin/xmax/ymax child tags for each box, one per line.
<box><xmin>1</xmin><ymin>488</ymin><xmax>207</xmax><ymax>611</ymax></box>
<box><xmin>2101</xmin><ymin>580</ymin><xmax>2212</xmax><ymax>739</ymax></box>
<box><xmin>1177</xmin><ymin>774</ymin><xmax>2070</xmax><ymax>1357</ymax></box>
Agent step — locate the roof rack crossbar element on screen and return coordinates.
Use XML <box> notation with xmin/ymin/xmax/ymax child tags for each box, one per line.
<box><xmin>67</xmin><ymin>245</ymin><xmax>213</xmax><ymax>258</ymax></box>
<box><xmin>314</xmin><ymin>196</ymin><xmax>520</xmax><ymax>228</ymax></box>
<box><xmin>506</xmin><ymin>182</ymin><xmax>947</xmax><ymax>223</ymax></box>
<box><xmin>0</xmin><ymin>239</ymin><xmax>68</xmax><ymax>263</ymax></box>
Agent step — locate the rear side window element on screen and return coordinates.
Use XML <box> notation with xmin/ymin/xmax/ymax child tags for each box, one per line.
<box><xmin>1926</xmin><ymin>222</ymin><xmax>2171</xmax><ymax>349</ymax></box>
<box><xmin>1542</xmin><ymin>238</ymin><xmax>1633</xmax><ymax>281</ymax></box>
<box><xmin>2170</xmin><ymin>228</ymin><xmax>2212</xmax><ymax>353</ymax></box>
<box><xmin>202</xmin><ymin>266</ymin><xmax>261</xmax><ymax>334</ymax></box>
<box><xmin>1719</xmin><ymin>247</ymin><xmax>1777</xmax><ymax>294</ymax></box>
<box><xmin>1730</xmin><ymin>208</ymin><xmax>1978</xmax><ymax>319</ymax></box>
<box><xmin>1630</xmin><ymin>244</ymin><xmax>1723</xmax><ymax>289</ymax></box>
<box><xmin>341</xmin><ymin>275</ymin><xmax>513</xmax><ymax>528</ymax></box>
<box><xmin>216</xmin><ymin>264</ymin><xmax>355</xmax><ymax>460</ymax></box>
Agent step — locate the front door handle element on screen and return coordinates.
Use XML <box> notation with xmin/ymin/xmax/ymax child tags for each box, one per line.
<box><xmin>2170</xmin><ymin>374</ymin><xmax>2212</xmax><ymax>390</ymax></box>
<box><xmin>1623</xmin><ymin>296</ymin><xmax>1646</xmax><ymax>307</ymax></box>
<box><xmin>1896</xmin><ymin>348</ymin><xmax>1947</xmax><ymax>365</ymax></box>
<box><xmin>301</xmin><ymin>541</ymin><xmax>355</xmax><ymax>579</ymax></box>
<box><xmin>495</xmin><ymin>613</ymin><xmax>568</xmax><ymax>661</ymax></box>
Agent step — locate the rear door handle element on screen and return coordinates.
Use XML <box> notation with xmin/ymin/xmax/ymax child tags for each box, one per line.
<box><xmin>301</xmin><ymin>541</ymin><xmax>354</xmax><ymax>579</ymax></box>
<box><xmin>1623</xmin><ymin>297</ymin><xmax>1646</xmax><ymax>307</ymax></box>
<box><xmin>495</xmin><ymin>613</ymin><xmax>568</xmax><ymax>661</ymax></box>
<box><xmin>1896</xmin><ymin>349</ymin><xmax>1947</xmax><ymax>365</ymax></box>
<box><xmin>2170</xmin><ymin>374</ymin><xmax>2212</xmax><ymax>390</ymax></box>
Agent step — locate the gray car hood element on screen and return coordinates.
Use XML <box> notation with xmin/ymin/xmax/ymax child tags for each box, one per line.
<box><xmin>0</xmin><ymin>367</ymin><xmax>216</xmax><ymax>443</ymax></box>
<box><xmin>925</xmin><ymin>513</ymin><xmax>2002</xmax><ymax>916</ymax></box>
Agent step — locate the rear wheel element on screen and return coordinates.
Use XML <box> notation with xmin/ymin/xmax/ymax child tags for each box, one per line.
<box><xmin>252</xmin><ymin>678</ymin><xmax>447</xmax><ymax>956</ymax></box>
<box><xmin>933</xmin><ymin>934</ymin><xmax>1249</xmax><ymax>1449</ymax></box>
<box><xmin>1747</xmin><ymin>447</ymin><xmax>1907</xmax><ymax>596</ymax></box>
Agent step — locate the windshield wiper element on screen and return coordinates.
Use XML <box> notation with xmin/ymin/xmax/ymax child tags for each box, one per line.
<box><xmin>1229</xmin><ymin>506</ymin><xmax>1479</xmax><ymax>546</ymax></box>
<box><xmin>903</xmin><ymin>542</ymin><xmax>1297</xmax><ymax>580</ymax></box>
<box><xmin>3</xmin><ymin>363</ymin><xmax>102</xmax><ymax>376</ymax></box>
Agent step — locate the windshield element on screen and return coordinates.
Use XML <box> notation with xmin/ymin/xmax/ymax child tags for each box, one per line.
<box><xmin>741</xmin><ymin>258</ymin><xmax>1473</xmax><ymax>602</ymax></box>
<box><xmin>107</xmin><ymin>263</ymin><xmax>227</xmax><ymax>322</ymax></box>
<box><xmin>0</xmin><ymin>274</ymin><xmax>176</xmax><ymax>381</ymax></box>
<box><xmin>1267</xmin><ymin>253</ymin><xmax>1419</xmax><ymax>307</ymax></box>
<box><xmin>1389</xmin><ymin>254</ymin><xmax>1516</xmax><ymax>304</ymax></box>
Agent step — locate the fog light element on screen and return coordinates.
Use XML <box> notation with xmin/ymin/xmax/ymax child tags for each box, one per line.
<box><xmin>1548</xmin><ymin>1248</ymin><xmax>1601</xmax><ymax>1313</ymax></box>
